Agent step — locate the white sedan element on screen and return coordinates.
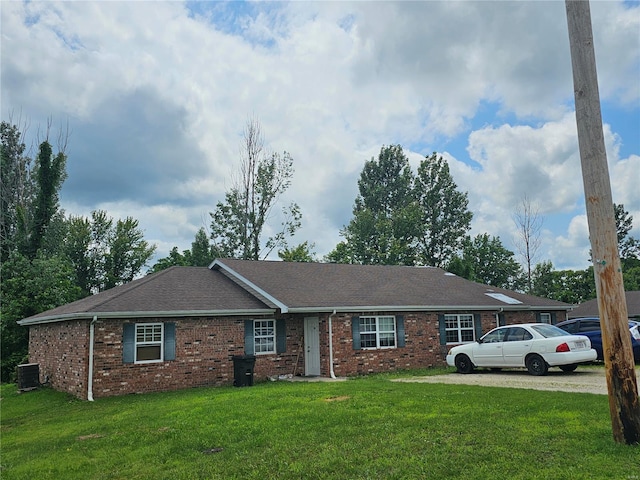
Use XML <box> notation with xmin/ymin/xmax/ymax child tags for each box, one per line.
<box><xmin>446</xmin><ymin>323</ymin><xmax>597</xmax><ymax>376</ymax></box>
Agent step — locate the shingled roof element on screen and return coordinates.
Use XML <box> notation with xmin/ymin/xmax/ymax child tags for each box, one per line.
<box><xmin>212</xmin><ymin>259</ymin><xmax>571</xmax><ymax>313</ymax></box>
<box><xmin>568</xmin><ymin>291</ymin><xmax>640</xmax><ymax>319</ymax></box>
<box><xmin>19</xmin><ymin>259</ymin><xmax>571</xmax><ymax>325</ymax></box>
<box><xmin>18</xmin><ymin>266</ymin><xmax>273</xmax><ymax>325</ymax></box>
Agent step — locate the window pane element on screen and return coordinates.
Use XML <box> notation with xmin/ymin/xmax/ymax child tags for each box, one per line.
<box><xmin>137</xmin><ymin>345</ymin><xmax>161</xmax><ymax>361</ymax></box>
<box><xmin>360</xmin><ymin>317</ymin><xmax>376</xmax><ymax>332</ymax></box>
<box><xmin>460</xmin><ymin>330</ymin><xmax>475</xmax><ymax>342</ymax></box>
<box><xmin>379</xmin><ymin>333</ymin><xmax>395</xmax><ymax>347</ymax></box>
<box><xmin>360</xmin><ymin>333</ymin><xmax>376</xmax><ymax>348</ymax></box>
<box><xmin>378</xmin><ymin>317</ymin><xmax>395</xmax><ymax>332</ymax></box>
<box><xmin>446</xmin><ymin>330</ymin><xmax>459</xmax><ymax>343</ymax></box>
<box><xmin>254</xmin><ymin>320</ymin><xmax>275</xmax><ymax>353</ymax></box>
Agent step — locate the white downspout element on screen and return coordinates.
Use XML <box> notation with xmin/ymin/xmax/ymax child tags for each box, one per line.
<box><xmin>495</xmin><ymin>308</ymin><xmax>504</xmax><ymax>328</ymax></box>
<box><xmin>87</xmin><ymin>316</ymin><xmax>98</xmax><ymax>402</ymax></box>
<box><xmin>328</xmin><ymin>310</ymin><xmax>337</xmax><ymax>379</ymax></box>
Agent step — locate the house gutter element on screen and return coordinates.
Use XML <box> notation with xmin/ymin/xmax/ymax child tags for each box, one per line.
<box><xmin>328</xmin><ymin>309</ymin><xmax>337</xmax><ymax>379</ymax></box>
<box><xmin>87</xmin><ymin>315</ymin><xmax>98</xmax><ymax>402</ymax></box>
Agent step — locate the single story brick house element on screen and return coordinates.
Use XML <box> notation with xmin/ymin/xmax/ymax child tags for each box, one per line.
<box><xmin>18</xmin><ymin>259</ymin><xmax>572</xmax><ymax>400</ymax></box>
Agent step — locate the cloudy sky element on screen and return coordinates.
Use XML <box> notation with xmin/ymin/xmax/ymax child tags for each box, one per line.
<box><xmin>2</xmin><ymin>1</ymin><xmax>639</xmax><ymax>271</ymax></box>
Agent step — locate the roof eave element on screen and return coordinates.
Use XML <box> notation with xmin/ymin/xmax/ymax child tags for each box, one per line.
<box><xmin>287</xmin><ymin>304</ymin><xmax>572</xmax><ymax>314</ymax></box>
<box><xmin>17</xmin><ymin>308</ymin><xmax>276</xmax><ymax>326</ymax></box>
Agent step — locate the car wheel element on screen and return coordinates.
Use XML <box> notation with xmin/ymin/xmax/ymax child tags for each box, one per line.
<box><xmin>559</xmin><ymin>364</ymin><xmax>578</xmax><ymax>373</ymax></box>
<box><xmin>526</xmin><ymin>354</ymin><xmax>548</xmax><ymax>376</ymax></box>
<box><xmin>455</xmin><ymin>354</ymin><xmax>474</xmax><ymax>374</ymax></box>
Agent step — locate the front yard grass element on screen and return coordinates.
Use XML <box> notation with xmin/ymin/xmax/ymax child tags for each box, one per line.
<box><xmin>1</xmin><ymin>369</ymin><xmax>639</xmax><ymax>480</ymax></box>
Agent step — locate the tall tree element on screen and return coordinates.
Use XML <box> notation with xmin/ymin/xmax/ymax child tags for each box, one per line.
<box><xmin>189</xmin><ymin>227</ymin><xmax>216</xmax><ymax>267</ymax></box>
<box><xmin>210</xmin><ymin>118</ymin><xmax>301</xmax><ymax>260</ymax></box>
<box><xmin>614</xmin><ymin>203</ymin><xmax>640</xmax><ymax>262</ymax></box>
<box><xmin>63</xmin><ymin>211</ymin><xmax>155</xmax><ymax>292</ymax></box>
<box><xmin>447</xmin><ymin>234</ymin><xmax>523</xmax><ymax>290</ymax></box>
<box><xmin>414</xmin><ymin>153</ymin><xmax>472</xmax><ymax>267</ymax></box>
<box><xmin>513</xmin><ymin>195</ymin><xmax>544</xmax><ymax>294</ymax></box>
<box><xmin>103</xmin><ymin>217</ymin><xmax>156</xmax><ymax>290</ymax></box>
<box><xmin>26</xmin><ymin>139</ymin><xmax>67</xmax><ymax>259</ymax></box>
<box><xmin>531</xmin><ymin>261</ymin><xmax>595</xmax><ymax>304</ymax></box>
<box><xmin>0</xmin><ymin>121</ymin><xmax>32</xmax><ymax>262</ymax></box>
<box><xmin>337</xmin><ymin>145</ymin><xmax>418</xmax><ymax>265</ymax></box>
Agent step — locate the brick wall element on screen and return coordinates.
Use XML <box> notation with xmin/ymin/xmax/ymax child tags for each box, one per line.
<box><xmin>27</xmin><ymin>308</ymin><xmax>568</xmax><ymax>399</ymax></box>
<box><xmin>91</xmin><ymin>316</ymin><xmax>305</xmax><ymax>398</ymax></box>
<box><xmin>28</xmin><ymin>320</ymin><xmax>89</xmax><ymax>399</ymax></box>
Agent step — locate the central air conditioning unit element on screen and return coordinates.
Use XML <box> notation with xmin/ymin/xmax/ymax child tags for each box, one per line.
<box><xmin>17</xmin><ymin>363</ymin><xmax>40</xmax><ymax>391</ymax></box>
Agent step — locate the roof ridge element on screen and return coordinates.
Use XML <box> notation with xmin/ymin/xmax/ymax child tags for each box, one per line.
<box><xmin>88</xmin><ymin>266</ymin><xmax>176</xmax><ymax>310</ymax></box>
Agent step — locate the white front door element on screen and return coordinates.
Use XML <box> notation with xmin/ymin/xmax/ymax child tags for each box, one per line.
<box><xmin>304</xmin><ymin>317</ymin><xmax>321</xmax><ymax>376</ymax></box>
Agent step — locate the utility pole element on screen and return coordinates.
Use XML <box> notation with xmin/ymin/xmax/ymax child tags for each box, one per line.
<box><xmin>565</xmin><ymin>0</ymin><xmax>640</xmax><ymax>445</ymax></box>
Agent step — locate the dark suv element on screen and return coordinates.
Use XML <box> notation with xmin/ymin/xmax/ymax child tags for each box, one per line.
<box><xmin>555</xmin><ymin>317</ymin><xmax>640</xmax><ymax>363</ymax></box>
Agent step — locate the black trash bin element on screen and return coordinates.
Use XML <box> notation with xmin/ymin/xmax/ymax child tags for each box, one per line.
<box><xmin>232</xmin><ymin>355</ymin><xmax>256</xmax><ymax>387</ymax></box>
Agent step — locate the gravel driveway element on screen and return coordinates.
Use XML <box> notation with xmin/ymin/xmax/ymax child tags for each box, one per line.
<box><xmin>394</xmin><ymin>366</ymin><xmax>640</xmax><ymax>395</ymax></box>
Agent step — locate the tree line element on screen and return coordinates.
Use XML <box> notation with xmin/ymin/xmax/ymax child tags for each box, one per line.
<box><xmin>2</xmin><ymin>118</ymin><xmax>639</xmax><ymax>381</ymax></box>
<box><xmin>1</xmin><ymin>121</ymin><xmax>155</xmax><ymax>380</ymax></box>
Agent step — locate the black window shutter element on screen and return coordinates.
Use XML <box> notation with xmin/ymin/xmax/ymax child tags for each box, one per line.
<box><xmin>123</xmin><ymin>323</ymin><xmax>135</xmax><ymax>364</ymax></box>
<box><xmin>551</xmin><ymin>312</ymin><xmax>557</xmax><ymax>325</ymax></box>
<box><xmin>164</xmin><ymin>323</ymin><xmax>176</xmax><ymax>361</ymax></box>
<box><xmin>244</xmin><ymin>320</ymin><xmax>255</xmax><ymax>355</ymax></box>
<box><xmin>535</xmin><ymin>312</ymin><xmax>542</xmax><ymax>323</ymax></box>
<box><xmin>276</xmin><ymin>319</ymin><xmax>286</xmax><ymax>354</ymax></box>
<box><xmin>352</xmin><ymin>316</ymin><xmax>361</xmax><ymax>350</ymax></box>
<box><xmin>396</xmin><ymin>315</ymin><xmax>405</xmax><ymax>348</ymax></box>
<box><xmin>474</xmin><ymin>314</ymin><xmax>483</xmax><ymax>340</ymax></box>
<box><xmin>498</xmin><ymin>313</ymin><xmax>506</xmax><ymax>327</ymax></box>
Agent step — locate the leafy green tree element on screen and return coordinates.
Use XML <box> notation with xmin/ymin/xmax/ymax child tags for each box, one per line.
<box><xmin>189</xmin><ymin>227</ymin><xmax>216</xmax><ymax>266</ymax></box>
<box><xmin>324</xmin><ymin>241</ymin><xmax>354</xmax><ymax>264</ymax></box>
<box><xmin>62</xmin><ymin>211</ymin><xmax>155</xmax><ymax>292</ymax></box>
<box><xmin>1</xmin><ymin>252</ymin><xmax>82</xmax><ymax>381</ymax></box>
<box><xmin>614</xmin><ymin>203</ymin><xmax>640</xmax><ymax>263</ymax></box>
<box><xmin>150</xmin><ymin>227</ymin><xmax>218</xmax><ymax>273</ymax></box>
<box><xmin>278</xmin><ymin>241</ymin><xmax>316</xmax><ymax>262</ymax></box>
<box><xmin>26</xmin><ymin>140</ymin><xmax>67</xmax><ymax>259</ymax></box>
<box><xmin>0</xmin><ymin>121</ymin><xmax>31</xmax><ymax>262</ymax></box>
<box><xmin>530</xmin><ymin>261</ymin><xmax>595</xmax><ymax>304</ymax></box>
<box><xmin>210</xmin><ymin>118</ymin><xmax>301</xmax><ymax>260</ymax></box>
<box><xmin>414</xmin><ymin>153</ymin><xmax>472</xmax><ymax>267</ymax></box>
<box><xmin>149</xmin><ymin>247</ymin><xmax>190</xmax><ymax>273</ymax></box>
<box><xmin>337</xmin><ymin>145</ymin><xmax>418</xmax><ymax>265</ymax></box>
<box><xmin>447</xmin><ymin>234</ymin><xmax>523</xmax><ymax>290</ymax></box>
<box><xmin>104</xmin><ymin>217</ymin><xmax>156</xmax><ymax>290</ymax></box>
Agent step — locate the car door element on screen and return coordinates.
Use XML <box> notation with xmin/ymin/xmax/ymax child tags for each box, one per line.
<box><xmin>472</xmin><ymin>328</ymin><xmax>506</xmax><ymax>367</ymax></box>
<box><xmin>501</xmin><ymin>327</ymin><xmax>534</xmax><ymax>367</ymax></box>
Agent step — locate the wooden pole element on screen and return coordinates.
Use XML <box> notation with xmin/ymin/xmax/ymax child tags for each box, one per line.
<box><xmin>565</xmin><ymin>0</ymin><xmax>640</xmax><ymax>445</ymax></box>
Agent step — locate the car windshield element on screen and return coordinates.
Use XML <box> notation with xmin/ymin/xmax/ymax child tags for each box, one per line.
<box><xmin>530</xmin><ymin>324</ymin><xmax>571</xmax><ymax>338</ymax></box>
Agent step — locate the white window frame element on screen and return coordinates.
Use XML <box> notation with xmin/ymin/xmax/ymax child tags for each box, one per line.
<box><xmin>135</xmin><ymin>323</ymin><xmax>164</xmax><ymax>364</ymax></box>
<box><xmin>254</xmin><ymin>319</ymin><xmax>276</xmax><ymax>355</ymax></box>
<box><xmin>445</xmin><ymin>314</ymin><xmax>476</xmax><ymax>344</ymax></box>
<box><xmin>539</xmin><ymin>313</ymin><xmax>552</xmax><ymax>324</ymax></box>
<box><xmin>359</xmin><ymin>315</ymin><xmax>397</xmax><ymax>349</ymax></box>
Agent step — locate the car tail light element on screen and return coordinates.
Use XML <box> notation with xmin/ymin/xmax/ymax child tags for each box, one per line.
<box><xmin>556</xmin><ymin>342</ymin><xmax>570</xmax><ymax>352</ymax></box>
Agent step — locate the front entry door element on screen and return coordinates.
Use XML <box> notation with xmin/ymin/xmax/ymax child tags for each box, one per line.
<box><xmin>304</xmin><ymin>317</ymin><xmax>321</xmax><ymax>376</ymax></box>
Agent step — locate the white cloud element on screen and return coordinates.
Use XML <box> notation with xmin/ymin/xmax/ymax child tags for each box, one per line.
<box><xmin>2</xmin><ymin>1</ymin><xmax>638</xmax><ymax>269</ymax></box>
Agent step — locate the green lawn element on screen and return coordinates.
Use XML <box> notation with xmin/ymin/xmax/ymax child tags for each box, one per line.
<box><xmin>1</xmin><ymin>369</ymin><xmax>639</xmax><ymax>480</ymax></box>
